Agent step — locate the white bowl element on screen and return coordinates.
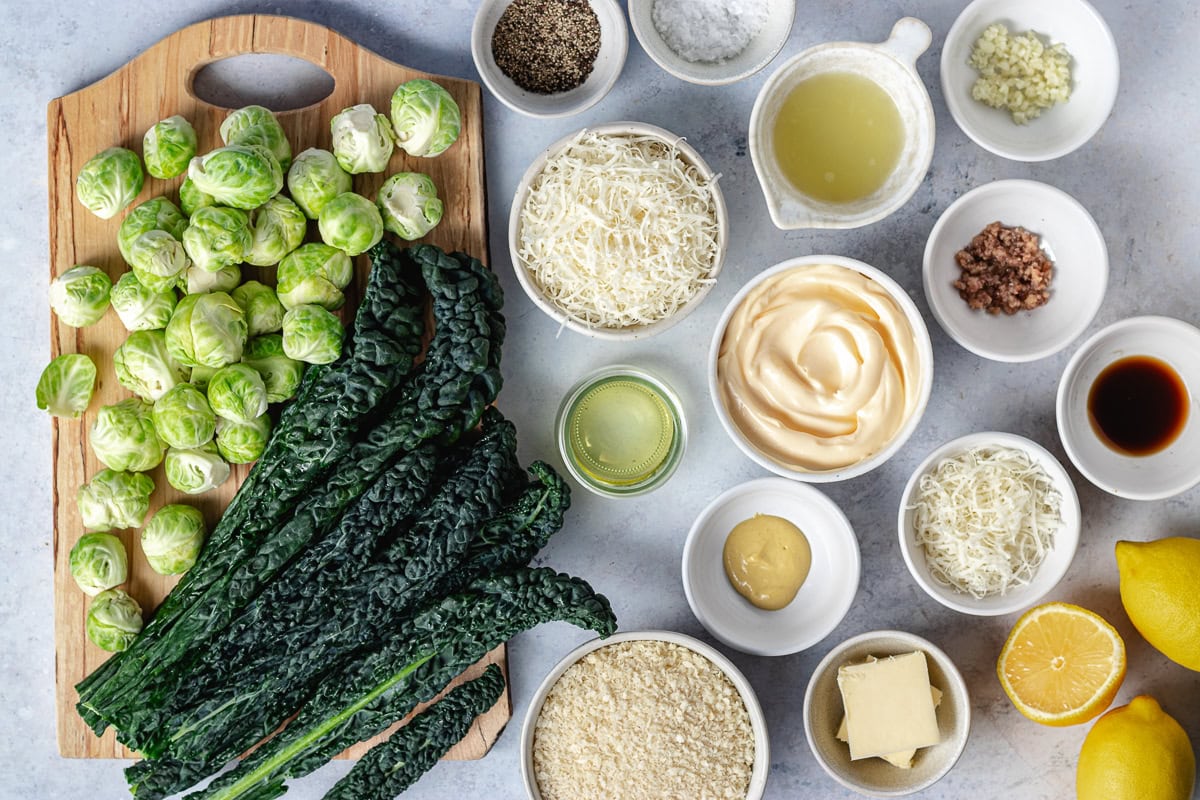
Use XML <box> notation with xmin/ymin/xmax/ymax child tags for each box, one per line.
<box><xmin>923</xmin><ymin>179</ymin><xmax>1108</xmax><ymax>362</ymax></box>
<box><xmin>897</xmin><ymin>432</ymin><xmax>1081</xmax><ymax>616</ymax></box>
<box><xmin>803</xmin><ymin>630</ymin><xmax>971</xmax><ymax>797</ymax></box>
<box><xmin>682</xmin><ymin>478</ymin><xmax>861</xmax><ymax>656</ymax></box>
<box><xmin>1057</xmin><ymin>316</ymin><xmax>1200</xmax><ymax>500</ymax></box>
<box><xmin>471</xmin><ymin>0</ymin><xmax>628</xmax><ymax>118</ymax></box>
<box><xmin>508</xmin><ymin>121</ymin><xmax>728</xmax><ymax>339</ymax></box>
<box><xmin>628</xmin><ymin>0</ymin><xmax>795</xmax><ymax>86</ymax></box>
<box><xmin>941</xmin><ymin>0</ymin><xmax>1119</xmax><ymax>161</ymax></box>
<box><xmin>709</xmin><ymin>255</ymin><xmax>934</xmax><ymax>482</ymax></box>
<box><xmin>520</xmin><ymin>630</ymin><xmax>770</xmax><ymax>800</ymax></box>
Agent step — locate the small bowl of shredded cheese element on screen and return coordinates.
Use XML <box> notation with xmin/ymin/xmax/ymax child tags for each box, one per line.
<box><xmin>897</xmin><ymin>432</ymin><xmax>1081</xmax><ymax>616</ymax></box>
<box><xmin>509</xmin><ymin>122</ymin><xmax>727</xmax><ymax>339</ymax></box>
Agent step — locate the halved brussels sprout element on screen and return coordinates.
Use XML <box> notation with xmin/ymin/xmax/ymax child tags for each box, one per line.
<box><xmin>286</xmin><ymin>147</ymin><xmax>352</xmax><ymax>219</ymax></box>
<box><xmin>330</xmin><ymin>104</ymin><xmax>394</xmax><ymax>174</ymax></box>
<box><xmin>207</xmin><ymin>363</ymin><xmax>268</xmax><ymax>423</ymax></box>
<box><xmin>164</xmin><ymin>441</ymin><xmax>231</xmax><ymax>495</ymax></box>
<box><xmin>86</xmin><ymin>589</ymin><xmax>143</xmax><ymax>652</ymax></box>
<box><xmin>181</xmin><ymin>206</ymin><xmax>252</xmax><ymax>272</ymax></box>
<box><xmin>390</xmin><ymin>79</ymin><xmax>461</xmax><ymax>158</ymax></box>
<box><xmin>189</xmin><ymin>364</ymin><xmax>218</xmax><ymax>393</ymax></box>
<box><xmin>76</xmin><ymin>469</ymin><xmax>154</xmax><ymax>533</ymax></box>
<box><xmin>282</xmin><ymin>304</ymin><xmax>344</xmax><ymax>365</ymax></box>
<box><xmin>216</xmin><ymin>414</ymin><xmax>271</xmax><ymax>464</ymax></box>
<box><xmin>91</xmin><ymin>398</ymin><xmax>165</xmax><ymax>472</ymax></box>
<box><xmin>113</xmin><ymin>329</ymin><xmax>188</xmax><ymax>402</ymax></box>
<box><xmin>69</xmin><ymin>532</ymin><xmax>129</xmax><ymax>596</ymax></box>
<box><xmin>220</xmin><ymin>105</ymin><xmax>292</xmax><ymax>172</ymax></box>
<box><xmin>276</xmin><ymin>243</ymin><xmax>353</xmax><ymax>310</ymax></box>
<box><xmin>118</xmin><ymin>198</ymin><xmax>188</xmax><ymax>265</ymax></box>
<box><xmin>377</xmin><ymin>172</ymin><xmax>443</xmax><ymax>240</ymax></box>
<box><xmin>242</xmin><ymin>334</ymin><xmax>304</xmax><ymax>402</ymax></box>
<box><xmin>36</xmin><ymin>353</ymin><xmax>97</xmax><ymax>418</ymax></box>
<box><xmin>187</xmin><ymin>144</ymin><xmax>283</xmax><ymax>210</ymax></box>
<box><xmin>318</xmin><ymin>192</ymin><xmax>383</xmax><ymax>256</ymax></box>
<box><xmin>179</xmin><ymin>177</ymin><xmax>218</xmax><ymax>217</ymax></box>
<box><xmin>129</xmin><ymin>230</ymin><xmax>189</xmax><ymax>292</ymax></box>
<box><xmin>245</xmin><ymin>195</ymin><xmax>306</xmax><ymax>266</ymax></box>
<box><xmin>50</xmin><ymin>265</ymin><xmax>112</xmax><ymax>328</ymax></box>
<box><xmin>152</xmin><ymin>383</ymin><xmax>216</xmax><ymax>449</ymax></box>
<box><xmin>76</xmin><ymin>147</ymin><xmax>144</xmax><ymax>219</ymax></box>
<box><xmin>185</xmin><ymin>263</ymin><xmax>242</xmax><ymax>295</ymax></box>
<box><xmin>110</xmin><ymin>271</ymin><xmax>177</xmax><ymax>332</ymax></box>
<box><xmin>141</xmin><ymin>504</ymin><xmax>206</xmax><ymax>575</ymax></box>
<box><xmin>165</xmin><ymin>291</ymin><xmax>248</xmax><ymax>369</ymax></box>
<box><xmin>143</xmin><ymin>115</ymin><xmax>198</xmax><ymax>179</ymax></box>
<box><xmin>232</xmin><ymin>280</ymin><xmax>286</xmax><ymax>336</ymax></box>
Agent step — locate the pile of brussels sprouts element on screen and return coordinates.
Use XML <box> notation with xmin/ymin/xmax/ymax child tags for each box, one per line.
<box><xmin>43</xmin><ymin>79</ymin><xmax>463</xmax><ymax>653</ymax></box>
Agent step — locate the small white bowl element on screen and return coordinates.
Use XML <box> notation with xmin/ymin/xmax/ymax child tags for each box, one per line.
<box><xmin>682</xmin><ymin>477</ymin><xmax>861</xmax><ymax>657</ymax></box>
<box><xmin>803</xmin><ymin>630</ymin><xmax>971</xmax><ymax>797</ymax></box>
<box><xmin>941</xmin><ymin>0</ymin><xmax>1120</xmax><ymax>162</ymax></box>
<box><xmin>471</xmin><ymin>0</ymin><xmax>628</xmax><ymax>118</ymax></box>
<box><xmin>628</xmin><ymin>0</ymin><xmax>795</xmax><ymax>86</ymax></box>
<box><xmin>521</xmin><ymin>630</ymin><xmax>770</xmax><ymax>800</ymax></box>
<box><xmin>709</xmin><ymin>255</ymin><xmax>934</xmax><ymax>483</ymax></box>
<box><xmin>1057</xmin><ymin>316</ymin><xmax>1200</xmax><ymax>500</ymax></box>
<box><xmin>923</xmin><ymin>179</ymin><xmax>1108</xmax><ymax>362</ymax></box>
<box><xmin>509</xmin><ymin>121</ymin><xmax>728</xmax><ymax>339</ymax></box>
<box><xmin>897</xmin><ymin>432</ymin><xmax>1082</xmax><ymax>616</ymax></box>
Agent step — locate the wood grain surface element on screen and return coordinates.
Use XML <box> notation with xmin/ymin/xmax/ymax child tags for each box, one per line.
<box><xmin>47</xmin><ymin>13</ymin><xmax>509</xmax><ymax>762</ymax></box>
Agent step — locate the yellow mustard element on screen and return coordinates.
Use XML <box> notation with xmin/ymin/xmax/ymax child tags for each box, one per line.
<box><xmin>722</xmin><ymin>514</ymin><xmax>812</xmax><ymax>611</ymax></box>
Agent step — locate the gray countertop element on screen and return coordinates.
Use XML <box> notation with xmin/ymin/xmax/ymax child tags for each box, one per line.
<box><xmin>3</xmin><ymin>1</ymin><xmax>1198</xmax><ymax>798</ymax></box>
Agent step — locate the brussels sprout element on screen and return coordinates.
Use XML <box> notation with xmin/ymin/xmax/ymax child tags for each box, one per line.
<box><xmin>189</xmin><ymin>364</ymin><xmax>218</xmax><ymax>392</ymax></box>
<box><xmin>390</xmin><ymin>79</ymin><xmax>461</xmax><ymax>158</ymax></box>
<box><xmin>164</xmin><ymin>442</ymin><xmax>231</xmax><ymax>495</ymax></box>
<box><xmin>165</xmin><ymin>291</ymin><xmax>248</xmax><ymax>369</ymax></box>
<box><xmin>282</xmin><ymin>304</ymin><xmax>344</xmax><ymax>365</ymax></box>
<box><xmin>118</xmin><ymin>197</ymin><xmax>188</xmax><ymax>265</ymax></box>
<box><xmin>91</xmin><ymin>398</ymin><xmax>165</xmax><ymax>472</ymax></box>
<box><xmin>185</xmin><ymin>263</ymin><xmax>242</xmax><ymax>295</ymax></box>
<box><xmin>286</xmin><ymin>147</ymin><xmax>352</xmax><ymax>219</ymax></box>
<box><xmin>232</xmin><ymin>280</ymin><xmax>286</xmax><ymax>335</ymax></box>
<box><xmin>143</xmin><ymin>115</ymin><xmax>198</xmax><ymax>179</ymax></box>
<box><xmin>207</xmin><ymin>363</ymin><xmax>269</xmax><ymax>423</ymax></box>
<box><xmin>76</xmin><ymin>469</ymin><xmax>154</xmax><ymax>532</ymax></box>
<box><xmin>181</xmin><ymin>206</ymin><xmax>252</xmax><ymax>272</ymax></box>
<box><xmin>376</xmin><ymin>172</ymin><xmax>443</xmax><ymax>240</ymax></box>
<box><xmin>242</xmin><ymin>334</ymin><xmax>304</xmax><ymax>402</ymax></box>
<box><xmin>113</xmin><ymin>329</ymin><xmax>188</xmax><ymax>402</ymax></box>
<box><xmin>245</xmin><ymin>195</ymin><xmax>306</xmax><ymax>266</ymax></box>
<box><xmin>330</xmin><ymin>104</ymin><xmax>394</xmax><ymax>174</ymax></box>
<box><xmin>216</xmin><ymin>414</ymin><xmax>271</xmax><ymax>464</ymax></box>
<box><xmin>49</xmin><ymin>265</ymin><xmax>111</xmax><ymax>327</ymax></box>
<box><xmin>36</xmin><ymin>353</ymin><xmax>97</xmax><ymax>418</ymax></box>
<box><xmin>318</xmin><ymin>192</ymin><xmax>383</xmax><ymax>256</ymax></box>
<box><xmin>141</xmin><ymin>504</ymin><xmax>206</xmax><ymax>575</ymax></box>
<box><xmin>86</xmin><ymin>589</ymin><xmax>143</xmax><ymax>652</ymax></box>
<box><xmin>179</xmin><ymin>177</ymin><xmax>218</xmax><ymax>217</ymax></box>
<box><xmin>187</xmin><ymin>144</ymin><xmax>284</xmax><ymax>210</ymax></box>
<box><xmin>152</xmin><ymin>383</ymin><xmax>216</xmax><ymax>449</ymax></box>
<box><xmin>110</xmin><ymin>271</ymin><xmax>177</xmax><ymax>332</ymax></box>
<box><xmin>129</xmin><ymin>229</ymin><xmax>189</xmax><ymax>292</ymax></box>
<box><xmin>76</xmin><ymin>147</ymin><xmax>144</xmax><ymax>220</ymax></box>
<box><xmin>220</xmin><ymin>105</ymin><xmax>292</xmax><ymax>172</ymax></box>
<box><xmin>276</xmin><ymin>243</ymin><xmax>353</xmax><ymax>310</ymax></box>
<box><xmin>69</xmin><ymin>532</ymin><xmax>129</xmax><ymax>596</ymax></box>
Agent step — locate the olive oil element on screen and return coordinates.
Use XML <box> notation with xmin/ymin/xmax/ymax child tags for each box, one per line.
<box><xmin>772</xmin><ymin>71</ymin><xmax>904</xmax><ymax>203</ymax></box>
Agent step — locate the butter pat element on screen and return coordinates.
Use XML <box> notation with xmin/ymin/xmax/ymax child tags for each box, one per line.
<box><xmin>837</xmin><ymin>685</ymin><xmax>943</xmax><ymax>768</ymax></box>
<box><xmin>836</xmin><ymin>651</ymin><xmax>941</xmax><ymax>760</ymax></box>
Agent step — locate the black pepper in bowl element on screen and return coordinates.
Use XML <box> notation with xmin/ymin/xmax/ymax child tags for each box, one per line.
<box><xmin>491</xmin><ymin>0</ymin><xmax>602</xmax><ymax>95</ymax></box>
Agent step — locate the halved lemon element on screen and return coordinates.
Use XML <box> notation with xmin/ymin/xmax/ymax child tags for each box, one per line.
<box><xmin>997</xmin><ymin>601</ymin><xmax>1126</xmax><ymax>727</ymax></box>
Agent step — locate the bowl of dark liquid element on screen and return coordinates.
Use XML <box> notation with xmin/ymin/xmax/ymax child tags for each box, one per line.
<box><xmin>1057</xmin><ymin>316</ymin><xmax>1200</xmax><ymax>500</ymax></box>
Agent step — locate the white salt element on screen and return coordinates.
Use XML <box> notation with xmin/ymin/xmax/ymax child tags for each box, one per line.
<box><xmin>651</xmin><ymin>0</ymin><xmax>769</xmax><ymax>64</ymax></box>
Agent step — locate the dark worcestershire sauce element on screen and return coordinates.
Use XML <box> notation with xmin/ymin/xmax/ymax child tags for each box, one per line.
<box><xmin>1088</xmin><ymin>356</ymin><xmax>1189</xmax><ymax>455</ymax></box>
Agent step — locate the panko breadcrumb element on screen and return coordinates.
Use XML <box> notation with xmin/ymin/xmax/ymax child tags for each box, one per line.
<box><xmin>969</xmin><ymin>23</ymin><xmax>1072</xmax><ymax>124</ymax></box>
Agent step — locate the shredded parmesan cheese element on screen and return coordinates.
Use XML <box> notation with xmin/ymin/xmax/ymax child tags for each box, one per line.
<box><xmin>517</xmin><ymin>130</ymin><xmax>721</xmax><ymax>330</ymax></box>
<box><xmin>909</xmin><ymin>446</ymin><xmax>1062</xmax><ymax>599</ymax></box>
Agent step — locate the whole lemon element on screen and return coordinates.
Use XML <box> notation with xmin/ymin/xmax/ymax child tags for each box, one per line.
<box><xmin>1077</xmin><ymin>695</ymin><xmax>1195</xmax><ymax>800</ymax></box>
<box><xmin>1115</xmin><ymin>537</ymin><xmax>1200</xmax><ymax>671</ymax></box>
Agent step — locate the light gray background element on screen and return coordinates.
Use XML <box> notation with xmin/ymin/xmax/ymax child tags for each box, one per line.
<box><xmin>3</xmin><ymin>0</ymin><xmax>1198</xmax><ymax>798</ymax></box>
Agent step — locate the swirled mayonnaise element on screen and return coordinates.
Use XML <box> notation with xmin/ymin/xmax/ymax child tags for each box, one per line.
<box><xmin>717</xmin><ymin>264</ymin><xmax>923</xmax><ymax>472</ymax></box>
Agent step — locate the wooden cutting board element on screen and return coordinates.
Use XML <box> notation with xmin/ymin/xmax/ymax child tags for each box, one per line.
<box><xmin>48</xmin><ymin>14</ymin><xmax>510</xmax><ymax>762</ymax></box>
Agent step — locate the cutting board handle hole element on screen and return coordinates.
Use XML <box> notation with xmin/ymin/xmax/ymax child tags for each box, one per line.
<box><xmin>191</xmin><ymin>54</ymin><xmax>335</xmax><ymax>111</ymax></box>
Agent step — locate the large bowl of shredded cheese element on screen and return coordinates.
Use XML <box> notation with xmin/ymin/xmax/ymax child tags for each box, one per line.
<box><xmin>509</xmin><ymin>122</ymin><xmax>727</xmax><ymax>339</ymax></box>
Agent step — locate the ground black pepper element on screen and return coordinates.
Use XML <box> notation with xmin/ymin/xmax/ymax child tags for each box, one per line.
<box><xmin>491</xmin><ymin>0</ymin><xmax>601</xmax><ymax>95</ymax></box>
